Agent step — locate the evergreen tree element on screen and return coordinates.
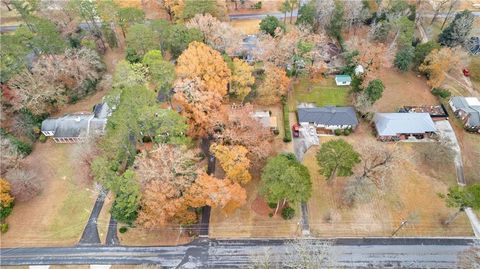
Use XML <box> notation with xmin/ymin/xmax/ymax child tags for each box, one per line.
<box><xmin>439</xmin><ymin>10</ymin><xmax>474</xmax><ymax>47</ymax></box>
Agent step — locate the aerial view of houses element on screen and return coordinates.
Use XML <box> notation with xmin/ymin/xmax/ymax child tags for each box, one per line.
<box><xmin>0</xmin><ymin>0</ymin><xmax>479</xmax><ymax>268</ymax></box>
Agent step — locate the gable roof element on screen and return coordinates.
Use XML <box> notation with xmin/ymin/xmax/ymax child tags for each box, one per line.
<box><xmin>297</xmin><ymin>106</ymin><xmax>358</xmax><ymax>126</ymax></box>
<box><xmin>374</xmin><ymin>113</ymin><xmax>437</xmax><ymax>136</ymax></box>
<box><xmin>41</xmin><ymin>102</ymin><xmax>110</xmax><ymax>138</ymax></box>
<box><xmin>335</xmin><ymin>75</ymin><xmax>351</xmax><ymax>83</ymax></box>
<box><xmin>450</xmin><ymin>96</ymin><xmax>480</xmax><ymax>127</ymax></box>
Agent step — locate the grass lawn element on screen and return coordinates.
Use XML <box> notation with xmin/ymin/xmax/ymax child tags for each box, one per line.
<box><xmin>1</xmin><ymin>143</ymin><xmax>97</xmax><ymax>247</ymax></box>
<box><xmin>469</xmin><ymin>55</ymin><xmax>480</xmax><ymax>92</ymax></box>
<box><xmin>305</xmin><ymin>123</ymin><xmax>473</xmax><ymax>237</ymax></box>
<box><xmin>229</xmin><ymin>19</ymin><xmax>261</xmax><ymax>34</ymax></box>
<box><xmin>289</xmin><ymin>77</ymin><xmax>350</xmax><ymax>111</ymax></box>
<box><xmin>209</xmin><ymin>172</ymin><xmax>302</xmax><ymax>238</ymax></box>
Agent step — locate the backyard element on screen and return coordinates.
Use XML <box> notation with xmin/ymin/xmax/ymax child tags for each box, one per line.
<box><xmin>305</xmin><ymin>123</ymin><xmax>473</xmax><ymax>237</ymax></box>
<box><xmin>288</xmin><ymin>77</ymin><xmax>350</xmax><ymax>111</ymax></box>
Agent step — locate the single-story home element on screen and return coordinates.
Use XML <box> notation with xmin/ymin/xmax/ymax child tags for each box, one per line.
<box><xmin>449</xmin><ymin>96</ymin><xmax>480</xmax><ymax>132</ymax></box>
<box><xmin>41</xmin><ymin>103</ymin><xmax>111</xmax><ymax>143</ymax></box>
<box><xmin>373</xmin><ymin>113</ymin><xmax>437</xmax><ymax>141</ymax></box>
<box><xmin>251</xmin><ymin>111</ymin><xmax>278</xmax><ymax>131</ymax></box>
<box><xmin>297</xmin><ymin>106</ymin><xmax>358</xmax><ymax>134</ymax></box>
<box><xmin>335</xmin><ymin>75</ymin><xmax>352</xmax><ymax>86</ymax></box>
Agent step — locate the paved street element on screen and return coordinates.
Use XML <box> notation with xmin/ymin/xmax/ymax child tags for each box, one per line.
<box><xmin>1</xmin><ymin>238</ymin><xmax>475</xmax><ymax>268</ymax></box>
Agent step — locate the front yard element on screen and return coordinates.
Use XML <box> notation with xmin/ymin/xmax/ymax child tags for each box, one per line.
<box><xmin>305</xmin><ymin>123</ymin><xmax>473</xmax><ymax>237</ymax></box>
<box><xmin>1</xmin><ymin>143</ymin><xmax>97</xmax><ymax>247</ymax></box>
<box><xmin>288</xmin><ymin>77</ymin><xmax>350</xmax><ymax>111</ymax></box>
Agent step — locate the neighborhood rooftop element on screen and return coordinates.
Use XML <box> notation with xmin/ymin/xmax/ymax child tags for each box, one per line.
<box><xmin>449</xmin><ymin>96</ymin><xmax>480</xmax><ymax>128</ymax></box>
<box><xmin>374</xmin><ymin>113</ymin><xmax>437</xmax><ymax>137</ymax></box>
<box><xmin>297</xmin><ymin>106</ymin><xmax>358</xmax><ymax>126</ymax></box>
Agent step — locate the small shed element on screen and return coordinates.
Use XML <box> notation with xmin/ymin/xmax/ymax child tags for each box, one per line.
<box><xmin>335</xmin><ymin>75</ymin><xmax>352</xmax><ymax>86</ymax></box>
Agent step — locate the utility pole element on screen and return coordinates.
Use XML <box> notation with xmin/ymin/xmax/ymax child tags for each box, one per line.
<box><xmin>391</xmin><ymin>220</ymin><xmax>408</xmax><ymax>237</ymax></box>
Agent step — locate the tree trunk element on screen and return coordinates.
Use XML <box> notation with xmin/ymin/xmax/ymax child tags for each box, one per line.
<box><xmin>2</xmin><ymin>1</ymin><xmax>12</xmax><ymax>11</ymax></box>
<box><xmin>282</xmin><ymin>198</ymin><xmax>287</xmax><ymax>208</ymax></box>
<box><xmin>430</xmin><ymin>12</ymin><xmax>439</xmax><ymax>25</ymax></box>
<box><xmin>440</xmin><ymin>3</ymin><xmax>455</xmax><ymax>30</ymax></box>
<box><xmin>290</xmin><ymin>8</ymin><xmax>294</xmax><ymax>24</ymax></box>
<box><xmin>284</xmin><ymin>11</ymin><xmax>287</xmax><ymax>24</ymax></box>
<box><xmin>274</xmin><ymin>200</ymin><xmax>281</xmax><ymax>216</ymax></box>
<box><xmin>444</xmin><ymin>209</ymin><xmax>462</xmax><ymax>226</ymax></box>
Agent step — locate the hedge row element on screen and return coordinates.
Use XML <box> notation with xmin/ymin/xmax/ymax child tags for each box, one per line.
<box><xmin>283</xmin><ymin>102</ymin><xmax>292</xmax><ymax>142</ymax></box>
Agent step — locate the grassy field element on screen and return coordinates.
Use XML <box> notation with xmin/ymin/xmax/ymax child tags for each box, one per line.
<box><xmin>1</xmin><ymin>143</ymin><xmax>96</xmax><ymax>247</ymax></box>
<box><xmin>469</xmin><ymin>56</ymin><xmax>480</xmax><ymax>91</ymax></box>
<box><xmin>289</xmin><ymin>77</ymin><xmax>350</xmax><ymax>111</ymax></box>
<box><xmin>229</xmin><ymin>19</ymin><xmax>261</xmax><ymax>34</ymax></box>
<box><xmin>305</xmin><ymin>123</ymin><xmax>473</xmax><ymax>237</ymax></box>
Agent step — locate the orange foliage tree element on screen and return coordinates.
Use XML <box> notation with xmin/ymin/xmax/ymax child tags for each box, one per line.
<box><xmin>256</xmin><ymin>64</ymin><xmax>290</xmax><ymax>105</ymax></box>
<box><xmin>184</xmin><ymin>172</ymin><xmax>247</xmax><ymax>214</ymax></box>
<box><xmin>176</xmin><ymin>41</ymin><xmax>231</xmax><ymax>96</ymax></box>
<box><xmin>217</xmin><ymin>104</ymin><xmax>274</xmax><ymax>162</ymax></box>
<box><xmin>0</xmin><ymin>178</ymin><xmax>14</xmax><ymax>208</ymax></box>
<box><xmin>210</xmin><ymin>144</ymin><xmax>251</xmax><ymax>185</ymax></box>
<box><xmin>173</xmin><ymin>77</ymin><xmax>224</xmax><ymax>137</ymax></box>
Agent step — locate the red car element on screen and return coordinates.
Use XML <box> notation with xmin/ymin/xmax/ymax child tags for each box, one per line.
<box><xmin>292</xmin><ymin>123</ymin><xmax>300</xmax><ymax>138</ymax></box>
<box><xmin>463</xmin><ymin>68</ymin><xmax>470</xmax><ymax>77</ymax></box>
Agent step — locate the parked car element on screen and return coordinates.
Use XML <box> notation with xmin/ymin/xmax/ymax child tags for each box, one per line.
<box><xmin>463</xmin><ymin>68</ymin><xmax>470</xmax><ymax>77</ymax></box>
<box><xmin>292</xmin><ymin>123</ymin><xmax>300</xmax><ymax>138</ymax></box>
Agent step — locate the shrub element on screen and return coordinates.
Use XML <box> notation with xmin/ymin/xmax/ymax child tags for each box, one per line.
<box><xmin>273</xmin><ymin>129</ymin><xmax>280</xmax><ymax>136</ymax></box>
<box><xmin>268</xmin><ymin>202</ymin><xmax>277</xmax><ymax>209</ymax></box>
<box><xmin>5</xmin><ymin>169</ymin><xmax>42</xmax><ymax>202</ymax></box>
<box><xmin>39</xmin><ymin>134</ymin><xmax>47</xmax><ymax>143</ymax></box>
<box><xmin>282</xmin><ymin>102</ymin><xmax>292</xmax><ymax>142</ymax></box>
<box><xmin>268</xmin><ymin>212</ymin><xmax>273</xmax><ymax>218</ymax></box>
<box><xmin>281</xmin><ymin>206</ymin><xmax>295</xmax><ymax>220</ymax></box>
<box><xmin>334</xmin><ymin>129</ymin><xmax>342</xmax><ymax>136</ymax></box>
<box><xmin>343</xmin><ymin>128</ymin><xmax>352</xmax><ymax>136</ymax></box>
<box><xmin>431</xmin><ymin>88</ymin><xmax>451</xmax><ymax>99</ymax></box>
<box><xmin>251</xmin><ymin>1</ymin><xmax>262</xmax><ymax>9</ymax></box>
<box><xmin>119</xmin><ymin>226</ymin><xmax>128</xmax><ymax>233</ymax></box>
<box><xmin>0</xmin><ymin>204</ymin><xmax>14</xmax><ymax>221</ymax></box>
<box><xmin>0</xmin><ymin>223</ymin><xmax>8</xmax><ymax>233</ymax></box>
<box><xmin>12</xmin><ymin>139</ymin><xmax>32</xmax><ymax>156</ymax></box>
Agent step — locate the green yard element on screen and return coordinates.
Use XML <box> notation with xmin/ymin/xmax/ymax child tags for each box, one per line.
<box><xmin>289</xmin><ymin>78</ymin><xmax>350</xmax><ymax>111</ymax></box>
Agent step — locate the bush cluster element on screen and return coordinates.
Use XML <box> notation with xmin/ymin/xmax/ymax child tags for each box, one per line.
<box><xmin>281</xmin><ymin>206</ymin><xmax>295</xmax><ymax>220</ymax></box>
<box><xmin>334</xmin><ymin>128</ymin><xmax>352</xmax><ymax>136</ymax></box>
<box><xmin>431</xmin><ymin>88</ymin><xmax>451</xmax><ymax>99</ymax></box>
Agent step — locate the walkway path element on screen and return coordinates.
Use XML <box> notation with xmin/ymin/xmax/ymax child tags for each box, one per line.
<box><xmin>78</xmin><ymin>187</ymin><xmax>108</xmax><ymax>245</ymax></box>
<box><xmin>105</xmin><ymin>216</ymin><xmax>119</xmax><ymax>246</ymax></box>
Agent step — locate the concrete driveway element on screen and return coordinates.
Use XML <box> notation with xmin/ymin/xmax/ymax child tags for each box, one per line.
<box><xmin>293</xmin><ymin>125</ymin><xmax>319</xmax><ymax>161</ymax></box>
<box><xmin>434</xmin><ymin>120</ymin><xmax>464</xmax><ymax>185</ymax></box>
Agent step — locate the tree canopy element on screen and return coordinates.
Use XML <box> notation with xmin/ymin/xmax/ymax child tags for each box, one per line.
<box><xmin>260</xmin><ymin>153</ymin><xmax>312</xmax><ymax>205</ymax></box>
<box><xmin>365</xmin><ymin>79</ymin><xmax>385</xmax><ymax>102</ymax></box>
<box><xmin>260</xmin><ymin>15</ymin><xmax>284</xmax><ymax>37</ymax></box>
<box><xmin>439</xmin><ymin>10</ymin><xmax>474</xmax><ymax>47</ymax></box>
<box><xmin>316</xmin><ymin>139</ymin><xmax>361</xmax><ymax>180</ymax></box>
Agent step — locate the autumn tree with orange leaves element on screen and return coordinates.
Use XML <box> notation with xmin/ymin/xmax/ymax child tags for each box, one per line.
<box><xmin>173</xmin><ymin>78</ymin><xmax>224</xmax><ymax>137</ymax></box>
<box><xmin>176</xmin><ymin>41</ymin><xmax>231</xmax><ymax>96</ymax></box>
<box><xmin>257</xmin><ymin>64</ymin><xmax>290</xmax><ymax>105</ymax></box>
<box><xmin>184</xmin><ymin>173</ymin><xmax>247</xmax><ymax>214</ymax></box>
<box><xmin>218</xmin><ymin>104</ymin><xmax>274</xmax><ymax>162</ymax></box>
<box><xmin>210</xmin><ymin>144</ymin><xmax>251</xmax><ymax>185</ymax></box>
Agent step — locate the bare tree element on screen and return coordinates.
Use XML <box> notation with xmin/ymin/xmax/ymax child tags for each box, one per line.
<box><xmin>283</xmin><ymin>239</ymin><xmax>336</xmax><ymax>269</ymax></box>
<box><xmin>356</xmin><ymin>143</ymin><xmax>397</xmax><ymax>189</ymax></box>
<box><xmin>0</xmin><ymin>135</ymin><xmax>20</xmax><ymax>175</ymax></box>
<box><xmin>71</xmin><ymin>136</ymin><xmax>98</xmax><ymax>167</ymax></box>
<box><xmin>430</xmin><ymin>0</ymin><xmax>449</xmax><ymax>25</ymax></box>
<box><xmin>457</xmin><ymin>241</ymin><xmax>480</xmax><ymax>269</ymax></box>
<box><xmin>440</xmin><ymin>0</ymin><xmax>460</xmax><ymax>30</ymax></box>
<box><xmin>5</xmin><ymin>168</ymin><xmax>42</xmax><ymax>202</ymax></box>
<box><xmin>314</xmin><ymin>0</ymin><xmax>335</xmax><ymax>31</ymax></box>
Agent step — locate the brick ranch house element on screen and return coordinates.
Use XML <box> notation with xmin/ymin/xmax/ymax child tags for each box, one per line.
<box><xmin>449</xmin><ymin>96</ymin><xmax>480</xmax><ymax>132</ymax></box>
<box><xmin>297</xmin><ymin>105</ymin><xmax>358</xmax><ymax>134</ymax></box>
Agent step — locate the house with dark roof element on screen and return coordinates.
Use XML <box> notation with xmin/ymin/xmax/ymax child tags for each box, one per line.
<box><xmin>297</xmin><ymin>105</ymin><xmax>358</xmax><ymax>134</ymax></box>
<box><xmin>449</xmin><ymin>96</ymin><xmax>480</xmax><ymax>132</ymax></box>
<box><xmin>41</xmin><ymin>103</ymin><xmax>111</xmax><ymax>143</ymax></box>
<box><xmin>373</xmin><ymin>113</ymin><xmax>437</xmax><ymax>141</ymax></box>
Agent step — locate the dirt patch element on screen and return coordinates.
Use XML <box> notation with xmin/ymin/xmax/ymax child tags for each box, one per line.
<box><xmin>373</xmin><ymin>68</ymin><xmax>438</xmax><ymax>112</ymax></box>
<box><xmin>251</xmin><ymin>195</ymin><xmax>271</xmax><ymax>217</ymax></box>
<box><xmin>229</xmin><ymin>19</ymin><xmax>261</xmax><ymax>34</ymax></box>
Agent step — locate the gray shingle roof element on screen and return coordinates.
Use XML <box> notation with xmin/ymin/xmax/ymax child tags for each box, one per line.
<box><xmin>450</xmin><ymin>96</ymin><xmax>480</xmax><ymax>127</ymax></box>
<box><xmin>374</xmin><ymin>113</ymin><xmax>437</xmax><ymax>136</ymax></box>
<box><xmin>297</xmin><ymin>106</ymin><xmax>358</xmax><ymax>126</ymax></box>
<box><xmin>41</xmin><ymin>102</ymin><xmax>110</xmax><ymax>138</ymax></box>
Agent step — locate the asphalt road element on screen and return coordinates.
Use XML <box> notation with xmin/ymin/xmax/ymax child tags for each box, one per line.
<box><xmin>0</xmin><ymin>238</ymin><xmax>475</xmax><ymax>268</ymax></box>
